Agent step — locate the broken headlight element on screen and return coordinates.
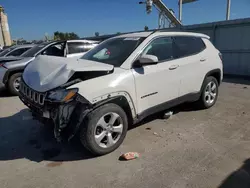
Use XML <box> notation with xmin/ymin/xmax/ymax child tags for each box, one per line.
<box><xmin>46</xmin><ymin>88</ymin><xmax>78</xmax><ymax>102</ymax></box>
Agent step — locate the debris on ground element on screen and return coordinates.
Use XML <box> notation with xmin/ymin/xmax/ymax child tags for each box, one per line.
<box><xmin>163</xmin><ymin>111</ymin><xmax>173</xmax><ymax>119</ymax></box>
<box><xmin>243</xmin><ymin>86</ymin><xmax>248</xmax><ymax>89</ymax></box>
<box><xmin>162</xmin><ymin>129</ymin><xmax>166</xmax><ymax>132</ymax></box>
<box><xmin>177</xmin><ymin>133</ymin><xmax>184</xmax><ymax>140</ymax></box>
<box><xmin>153</xmin><ymin>132</ymin><xmax>162</xmax><ymax>137</ymax></box>
<box><xmin>145</xmin><ymin>127</ymin><xmax>152</xmax><ymax>130</ymax></box>
<box><xmin>119</xmin><ymin>152</ymin><xmax>140</xmax><ymax>161</ymax></box>
<box><xmin>46</xmin><ymin>161</ymin><xmax>63</xmax><ymax>167</ymax></box>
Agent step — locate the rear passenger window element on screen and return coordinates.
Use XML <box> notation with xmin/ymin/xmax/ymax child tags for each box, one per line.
<box><xmin>174</xmin><ymin>37</ymin><xmax>206</xmax><ymax>58</ymax></box>
<box><xmin>143</xmin><ymin>37</ymin><xmax>174</xmax><ymax>62</ymax></box>
<box><xmin>68</xmin><ymin>42</ymin><xmax>93</xmax><ymax>54</ymax></box>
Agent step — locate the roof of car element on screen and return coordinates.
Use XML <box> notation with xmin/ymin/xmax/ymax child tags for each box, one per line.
<box><xmin>117</xmin><ymin>31</ymin><xmax>210</xmax><ymax>39</ymax></box>
<box><xmin>15</xmin><ymin>44</ymin><xmax>36</xmax><ymax>48</ymax></box>
<box><xmin>156</xmin><ymin>31</ymin><xmax>210</xmax><ymax>39</ymax></box>
<box><xmin>116</xmin><ymin>32</ymin><xmax>153</xmax><ymax>38</ymax></box>
<box><xmin>68</xmin><ymin>39</ymin><xmax>99</xmax><ymax>43</ymax></box>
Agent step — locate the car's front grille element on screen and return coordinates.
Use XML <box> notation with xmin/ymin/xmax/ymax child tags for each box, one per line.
<box><xmin>19</xmin><ymin>80</ymin><xmax>46</xmax><ymax>105</ymax></box>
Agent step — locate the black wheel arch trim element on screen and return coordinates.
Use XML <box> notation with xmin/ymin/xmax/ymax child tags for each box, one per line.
<box><xmin>200</xmin><ymin>69</ymin><xmax>221</xmax><ymax>93</ymax></box>
<box><xmin>91</xmin><ymin>92</ymin><xmax>137</xmax><ymax>119</ymax></box>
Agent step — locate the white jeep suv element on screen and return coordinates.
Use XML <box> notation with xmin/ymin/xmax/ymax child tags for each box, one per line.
<box><xmin>19</xmin><ymin>31</ymin><xmax>223</xmax><ymax>155</ymax></box>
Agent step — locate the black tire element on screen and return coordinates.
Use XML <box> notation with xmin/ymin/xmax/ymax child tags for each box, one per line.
<box><xmin>7</xmin><ymin>73</ymin><xmax>22</xmax><ymax>96</ymax></box>
<box><xmin>197</xmin><ymin>76</ymin><xmax>219</xmax><ymax>109</ymax></box>
<box><xmin>80</xmin><ymin>103</ymin><xmax>128</xmax><ymax>156</ymax></box>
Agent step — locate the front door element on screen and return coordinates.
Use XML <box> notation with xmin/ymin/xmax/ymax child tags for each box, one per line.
<box><xmin>132</xmin><ymin>37</ymin><xmax>181</xmax><ymax>115</ymax></box>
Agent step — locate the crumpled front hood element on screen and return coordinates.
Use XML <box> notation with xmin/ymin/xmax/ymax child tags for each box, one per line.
<box><xmin>23</xmin><ymin>55</ymin><xmax>114</xmax><ymax>92</ymax></box>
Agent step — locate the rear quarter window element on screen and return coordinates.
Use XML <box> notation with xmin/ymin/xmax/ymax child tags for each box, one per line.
<box><xmin>174</xmin><ymin>36</ymin><xmax>206</xmax><ymax>58</ymax></box>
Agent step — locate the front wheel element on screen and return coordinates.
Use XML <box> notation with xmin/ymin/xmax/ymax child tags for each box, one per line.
<box><xmin>7</xmin><ymin>73</ymin><xmax>22</xmax><ymax>96</ymax></box>
<box><xmin>197</xmin><ymin>76</ymin><xmax>219</xmax><ymax>109</ymax></box>
<box><xmin>80</xmin><ymin>103</ymin><xmax>128</xmax><ymax>156</ymax></box>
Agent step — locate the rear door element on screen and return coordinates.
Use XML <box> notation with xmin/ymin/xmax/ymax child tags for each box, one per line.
<box><xmin>173</xmin><ymin>36</ymin><xmax>207</xmax><ymax>96</ymax></box>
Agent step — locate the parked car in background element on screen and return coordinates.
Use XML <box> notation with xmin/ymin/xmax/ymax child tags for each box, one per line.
<box><xmin>67</xmin><ymin>40</ymin><xmax>99</xmax><ymax>58</ymax></box>
<box><xmin>0</xmin><ymin>44</ymin><xmax>34</xmax><ymax>57</ymax></box>
<box><xmin>0</xmin><ymin>39</ymin><xmax>99</xmax><ymax>95</ymax></box>
<box><xmin>18</xmin><ymin>31</ymin><xmax>223</xmax><ymax>155</ymax></box>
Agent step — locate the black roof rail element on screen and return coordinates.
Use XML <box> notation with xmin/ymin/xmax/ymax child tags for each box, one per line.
<box><xmin>144</xmin><ymin>26</ymin><xmax>184</xmax><ymax>38</ymax></box>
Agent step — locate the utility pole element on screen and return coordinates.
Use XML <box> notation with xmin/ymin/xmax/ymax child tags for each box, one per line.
<box><xmin>178</xmin><ymin>0</ymin><xmax>198</xmax><ymax>23</ymax></box>
<box><xmin>139</xmin><ymin>0</ymin><xmax>182</xmax><ymax>28</ymax></box>
<box><xmin>179</xmin><ymin>0</ymin><xmax>183</xmax><ymax>22</ymax></box>
<box><xmin>226</xmin><ymin>0</ymin><xmax>231</xmax><ymax>20</ymax></box>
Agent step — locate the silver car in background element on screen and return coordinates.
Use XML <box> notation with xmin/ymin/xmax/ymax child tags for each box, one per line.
<box><xmin>0</xmin><ymin>44</ymin><xmax>34</xmax><ymax>57</ymax></box>
<box><xmin>0</xmin><ymin>39</ymin><xmax>99</xmax><ymax>95</ymax></box>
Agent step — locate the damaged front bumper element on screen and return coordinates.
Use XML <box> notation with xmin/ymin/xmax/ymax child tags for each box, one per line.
<box><xmin>19</xmin><ymin>89</ymin><xmax>92</xmax><ymax>142</ymax></box>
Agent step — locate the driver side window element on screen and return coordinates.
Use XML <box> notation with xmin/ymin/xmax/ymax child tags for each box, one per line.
<box><xmin>143</xmin><ymin>37</ymin><xmax>174</xmax><ymax>62</ymax></box>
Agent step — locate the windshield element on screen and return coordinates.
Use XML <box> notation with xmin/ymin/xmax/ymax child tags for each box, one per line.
<box><xmin>81</xmin><ymin>37</ymin><xmax>145</xmax><ymax>67</ymax></box>
<box><xmin>0</xmin><ymin>46</ymin><xmax>16</xmax><ymax>57</ymax></box>
<box><xmin>21</xmin><ymin>43</ymin><xmax>48</xmax><ymax>57</ymax></box>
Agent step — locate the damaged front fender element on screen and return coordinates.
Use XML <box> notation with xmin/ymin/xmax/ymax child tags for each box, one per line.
<box><xmin>51</xmin><ymin>94</ymin><xmax>92</xmax><ymax>142</ymax></box>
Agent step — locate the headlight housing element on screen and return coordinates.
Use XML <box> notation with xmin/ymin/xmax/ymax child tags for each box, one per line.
<box><xmin>46</xmin><ymin>88</ymin><xmax>78</xmax><ymax>102</ymax></box>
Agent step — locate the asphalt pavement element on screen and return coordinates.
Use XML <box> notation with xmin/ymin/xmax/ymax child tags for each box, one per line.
<box><xmin>0</xmin><ymin>78</ymin><xmax>250</xmax><ymax>188</ymax></box>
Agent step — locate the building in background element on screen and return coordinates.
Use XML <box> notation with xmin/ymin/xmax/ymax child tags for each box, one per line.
<box><xmin>0</xmin><ymin>5</ymin><xmax>11</xmax><ymax>46</ymax></box>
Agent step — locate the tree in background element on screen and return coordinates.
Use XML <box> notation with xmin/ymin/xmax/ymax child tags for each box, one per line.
<box><xmin>116</xmin><ymin>32</ymin><xmax>121</xmax><ymax>35</ymax></box>
<box><xmin>44</xmin><ymin>32</ymin><xmax>52</xmax><ymax>42</ymax></box>
<box><xmin>144</xmin><ymin>26</ymin><xmax>149</xmax><ymax>31</ymax></box>
<box><xmin>95</xmin><ymin>32</ymin><xmax>100</xmax><ymax>37</ymax></box>
<box><xmin>54</xmin><ymin>31</ymin><xmax>80</xmax><ymax>40</ymax></box>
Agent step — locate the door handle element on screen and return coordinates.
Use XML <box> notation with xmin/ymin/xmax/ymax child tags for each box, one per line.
<box><xmin>169</xmin><ymin>64</ymin><xmax>179</xmax><ymax>70</ymax></box>
<box><xmin>200</xmin><ymin>58</ymin><xmax>206</xmax><ymax>62</ymax></box>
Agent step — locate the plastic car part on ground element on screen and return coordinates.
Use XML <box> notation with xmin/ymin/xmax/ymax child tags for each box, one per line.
<box><xmin>119</xmin><ymin>152</ymin><xmax>140</xmax><ymax>161</ymax></box>
<box><xmin>163</xmin><ymin>111</ymin><xmax>173</xmax><ymax>119</ymax></box>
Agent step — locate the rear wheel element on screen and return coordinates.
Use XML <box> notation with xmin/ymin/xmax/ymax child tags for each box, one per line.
<box><xmin>197</xmin><ymin>76</ymin><xmax>219</xmax><ymax>109</ymax></box>
<box><xmin>80</xmin><ymin>103</ymin><xmax>128</xmax><ymax>156</ymax></box>
<box><xmin>7</xmin><ymin>73</ymin><xmax>22</xmax><ymax>96</ymax></box>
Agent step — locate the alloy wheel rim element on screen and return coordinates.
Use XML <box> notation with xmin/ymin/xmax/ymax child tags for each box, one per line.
<box><xmin>204</xmin><ymin>81</ymin><xmax>217</xmax><ymax>105</ymax></box>
<box><xmin>13</xmin><ymin>77</ymin><xmax>21</xmax><ymax>91</ymax></box>
<box><xmin>94</xmin><ymin>112</ymin><xmax>123</xmax><ymax>148</ymax></box>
